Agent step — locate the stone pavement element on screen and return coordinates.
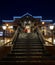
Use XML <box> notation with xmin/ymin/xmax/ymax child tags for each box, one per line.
<box><xmin>19</xmin><ymin>32</ymin><xmax>38</xmax><ymax>39</ymax></box>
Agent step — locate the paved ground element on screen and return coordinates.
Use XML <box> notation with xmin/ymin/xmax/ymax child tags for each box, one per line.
<box><xmin>19</xmin><ymin>33</ymin><xmax>38</xmax><ymax>39</ymax></box>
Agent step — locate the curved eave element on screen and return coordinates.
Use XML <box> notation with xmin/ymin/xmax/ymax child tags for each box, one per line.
<box><xmin>2</xmin><ymin>20</ymin><xmax>14</xmax><ymax>22</ymax></box>
<box><xmin>13</xmin><ymin>16</ymin><xmax>21</xmax><ymax>20</ymax></box>
<box><xmin>33</xmin><ymin>16</ymin><xmax>42</xmax><ymax>19</ymax></box>
<box><xmin>21</xmin><ymin>13</ymin><xmax>32</xmax><ymax>17</ymax></box>
<box><xmin>41</xmin><ymin>20</ymin><xmax>53</xmax><ymax>22</ymax></box>
<box><xmin>13</xmin><ymin>16</ymin><xmax>42</xmax><ymax>20</ymax></box>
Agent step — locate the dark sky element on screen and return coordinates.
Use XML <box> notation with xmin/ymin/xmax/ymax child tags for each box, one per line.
<box><xmin>0</xmin><ymin>0</ymin><xmax>55</xmax><ymax>22</ymax></box>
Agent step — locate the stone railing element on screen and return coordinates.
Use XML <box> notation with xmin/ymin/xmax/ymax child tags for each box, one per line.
<box><xmin>37</xmin><ymin>26</ymin><xmax>53</xmax><ymax>46</ymax></box>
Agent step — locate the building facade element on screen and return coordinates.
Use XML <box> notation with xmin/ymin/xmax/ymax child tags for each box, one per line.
<box><xmin>0</xmin><ymin>13</ymin><xmax>53</xmax><ymax>36</ymax></box>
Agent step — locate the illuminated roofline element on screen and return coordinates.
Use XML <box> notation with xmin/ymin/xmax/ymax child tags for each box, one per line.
<box><xmin>2</xmin><ymin>20</ymin><xmax>14</xmax><ymax>22</ymax></box>
<box><xmin>13</xmin><ymin>13</ymin><xmax>33</xmax><ymax>19</ymax></box>
<box><xmin>21</xmin><ymin>13</ymin><xmax>32</xmax><ymax>17</ymax></box>
<box><xmin>41</xmin><ymin>20</ymin><xmax>53</xmax><ymax>22</ymax></box>
<box><xmin>2</xmin><ymin>13</ymin><xmax>53</xmax><ymax>23</ymax></box>
<box><xmin>13</xmin><ymin>16</ymin><xmax>21</xmax><ymax>20</ymax></box>
<box><xmin>33</xmin><ymin>16</ymin><xmax>42</xmax><ymax>18</ymax></box>
<box><xmin>13</xmin><ymin>16</ymin><xmax>42</xmax><ymax>19</ymax></box>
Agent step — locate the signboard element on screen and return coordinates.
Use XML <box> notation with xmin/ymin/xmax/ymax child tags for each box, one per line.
<box><xmin>0</xmin><ymin>32</ymin><xmax>3</xmax><ymax>36</ymax></box>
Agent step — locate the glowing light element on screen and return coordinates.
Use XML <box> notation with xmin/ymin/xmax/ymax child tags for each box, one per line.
<box><xmin>42</xmin><ymin>22</ymin><xmax>45</xmax><ymax>24</ymax></box>
<box><xmin>49</xmin><ymin>25</ymin><xmax>54</xmax><ymax>30</ymax></box>
<box><xmin>48</xmin><ymin>38</ymin><xmax>52</xmax><ymax>42</ymax></box>
<box><xmin>26</xmin><ymin>26</ymin><xmax>30</xmax><ymax>29</ymax></box>
<box><xmin>2</xmin><ymin>26</ymin><xmax>6</xmax><ymax>30</ymax></box>
<box><xmin>6</xmin><ymin>24</ymin><xmax>9</xmax><ymax>27</ymax></box>
<box><xmin>53</xmin><ymin>39</ymin><xmax>55</xmax><ymax>44</ymax></box>
<box><xmin>8</xmin><ymin>26</ymin><xmax>13</xmax><ymax>29</ymax></box>
<box><xmin>7</xmin><ymin>39</ymin><xmax>10</xmax><ymax>42</ymax></box>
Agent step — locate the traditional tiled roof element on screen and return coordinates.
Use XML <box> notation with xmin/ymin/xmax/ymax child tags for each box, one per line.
<box><xmin>2</xmin><ymin>13</ymin><xmax>53</xmax><ymax>23</ymax></box>
<box><xmin>13</xmin><ymin>13</ymin><xmax>42</xmax><ymax>19</ymax></box>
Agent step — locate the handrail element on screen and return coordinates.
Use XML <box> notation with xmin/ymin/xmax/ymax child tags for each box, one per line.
<box><xmin>37</xmin><ymin>27</ymin><xmax>45</xmax><ymax>44</ymax></box>
<box><xmin>0</xmin><ymin>41</ymin><xmax>12</xmax><ymax>47</ymax></box>
<box><xmin>45</xmin><ymin>39</ymin><xmax>53</xmax><ymax>46</ymax></box>
<box><xmin>37</xmin><ymin>26</ymin><xmax>47</xmax><ymax>50</ymax></box>
<box><xmin>12</xmin><ymin>26</ymin><xmax>19</xmax><ymax>43</ymax></box>
<box><xmin>0</xmin><ymin>26</ymin><xmax>19</xmax><ymax>47</ymax></box>
<box><xmin>37</xmin><ymin>26</ymin><xmax>53</xmax><ymax>46</ymax></box>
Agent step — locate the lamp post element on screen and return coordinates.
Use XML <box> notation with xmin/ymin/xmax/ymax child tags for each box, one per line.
<box><xmin>2</xmin><ymin>26</ymin><xmax>6</xmax><ymax>43</ymax></box>
<box><xmin>49</xmin><ymin>25</ymin><xmax>54</xmax><ymax>44</ymax></box>
<box><xmin>42</xmin><ymin>22</ymin><xmax>45</xmax><ymax>35</ymax></box>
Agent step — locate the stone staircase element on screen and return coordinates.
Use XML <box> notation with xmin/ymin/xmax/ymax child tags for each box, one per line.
<box><xmin>0</xmin><ymin>33</ymin><xmax>55</xmax><ymax>65</ymax></box>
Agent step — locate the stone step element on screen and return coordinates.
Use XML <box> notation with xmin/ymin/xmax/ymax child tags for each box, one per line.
<box><xmin>3</xmin><ymin>56</ymin><xmax>55</xmax><ymax>61</ymax></box>
<box><xmin>0</xmin><ymin>60</ymin><xmax>42</xmax><ymax>64</ymax></box>
<box><xmin>10</xmin><ymin>52</ymin><xmax>43</xmax><ymax>55</ymax></box>
<box><xmin>0</xmin><ymin>60</ymin><xmax>55</xmax><ymax>65</ymax></box>
<box><xmin>14</xmin><ymin>45</ymin><xmax>43</xmax><ymax>47</ymax></box>
<box><xmin>12</xmin><ymin>49</ymin><xmax>43</xmax><ymax>52</ymax></box>
<box><xmin>13</xmin><ymin>47</ymin><xmax>43</xmax><ymax>49</ymax></box>
<box><xmin>14</xmin><ymin>45</ymin><xmax>43</xmax><ymax>48</ymax></box>
<box><xmin>8</xmin><ymin>53</ymin><xmax>43</xmax><ymax>57</ymax></box>
<box><xmin>16</xmin><ymin>39</ymin><xmax>41</xmax><ymax>42</ymax></box>
<box><xmin>11</xmin><ymin>51</ymin><xmax>43</xmax><ymax>53</ymax></box>
<box><xmin>2</xmin><ymin>57</ymin><xmax>42</xmax><ymax>61</ymax></box>
<box><xmin>15</xmin><ymin>43</ymin><xmax>43</xmax><ymax>45</ymax></box>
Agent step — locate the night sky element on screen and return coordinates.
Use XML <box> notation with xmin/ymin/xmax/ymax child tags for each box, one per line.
<box><xmin>0</xmin><ymin>0</ymin><xmax>55</xmax><ymax>22</ymax></box>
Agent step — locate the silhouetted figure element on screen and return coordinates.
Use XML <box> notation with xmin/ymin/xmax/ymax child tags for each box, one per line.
<box><xmin>42</xmin><ymin>31</ymin><xmax>44</xmax><ymax>35</ymax></box>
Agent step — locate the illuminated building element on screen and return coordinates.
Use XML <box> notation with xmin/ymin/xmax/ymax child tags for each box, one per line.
<box><xmin>0</xmin><ymin>13</ymin><xmax>53</xmax><ymax>36</ymax></box>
